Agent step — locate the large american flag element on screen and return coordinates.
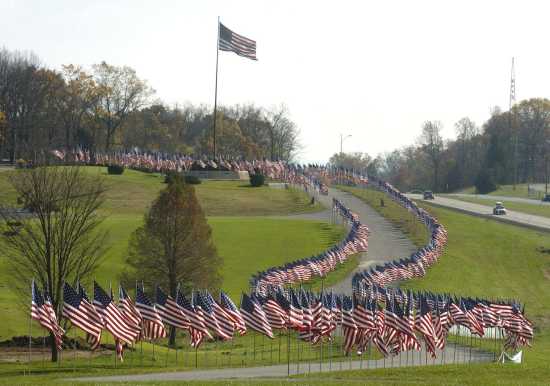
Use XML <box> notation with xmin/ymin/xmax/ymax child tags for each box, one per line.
<box><xmin>219</xmin><ymin>23</ymin><xmax>257</xmax><ymax>61</ymax></box>
<box><xmin>31</xmin><ymin>280</ymin><xmax>64</xmax><ymax>351</ymax></box>
<box><xmin>62</xmin><ymin>283</ymin><xmax>102</xmax><ymax>348</ymax></box>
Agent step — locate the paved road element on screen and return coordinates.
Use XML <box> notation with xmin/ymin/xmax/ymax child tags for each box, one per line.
<box><xmin>448</xmin><ymin>193</ymin><xmax>550</xmax><ymax>206</ymax></box>
<box><xmin>408</xmin><ymin>194</ymin><xmax>550</xmax><ymax>232</ymax></box>
<box><xmin>74</xmin><ymin>187</ymin><xmax>493</xmax><ymax>383</ymax></box>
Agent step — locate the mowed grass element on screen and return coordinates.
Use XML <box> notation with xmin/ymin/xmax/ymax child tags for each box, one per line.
<box><xmin>445</xmin><ymin>194</ymin><xmax>550</xmax><ymax>219</ymax></box>
<box><xmin>324</xmin><ymin>185</ymin><xmax>550</xmax><ymax>384</ymax></box>
<box><xmin>0</xmin><ymin>166</ymin><xmax>341</xmax><ymax>340</ymax></box>
<box><xmin>211</xmin><ymin>217</ymin><xmax>345</xmax><ymax>299</ymax></box>
<box><xmin>457</xmin><ymin>183</ymin><xmax>546</xmax><ymax>200</ymax></box>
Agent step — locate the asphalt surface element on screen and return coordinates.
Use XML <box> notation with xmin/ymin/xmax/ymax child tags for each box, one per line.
<box><xmin>74</xmin><ymin>187</ymin><xmax>494</xmax><ymax>383</ymax></box>
<box><xmin>408</xmin><ymin>194</ymin><xmax>550</xmax><ymax>232</ymax></box>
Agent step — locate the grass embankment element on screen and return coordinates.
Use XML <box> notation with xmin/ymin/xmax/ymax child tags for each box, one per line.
<box><xmin>0</xmin><ymin>166</ymin><xmax>337</xmax><ymax>339</ymax></box>
<box><xmin>313</xmin><ymin>185</ymin><xmax>550</xmax><ymax>384</ymax></box>
<box><xmin>445</xmin><ymin>194</ymin><xmax>550</xmax><ymax>219</ymax></box>
<box><xmin>0</xmin><ymin>166</ymin><xmax>366</xmax><ymax>384</ymax></box>
<box><xmin>457</xmin><ymin>183</ymin><xmax>546</xmax><ymax>200</ymax></box>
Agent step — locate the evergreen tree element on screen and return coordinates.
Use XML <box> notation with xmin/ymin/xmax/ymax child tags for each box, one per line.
<box><xmin>121</xmin><ymin>178</ymin><xmax>221</xmax><ymax>345</ymax></box>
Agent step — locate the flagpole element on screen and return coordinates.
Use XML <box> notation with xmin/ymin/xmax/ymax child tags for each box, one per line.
<box><xmin>213</xmin><ymin>16</ymin><xmax>220</xmax><ymax>159</ymax></box>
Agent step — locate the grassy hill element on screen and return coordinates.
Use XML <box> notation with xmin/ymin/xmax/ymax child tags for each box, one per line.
<box><xmin>331</xmin><ymin>186</ymin><xmax>550</xmax><ymax>384</ymax></box>
<box><xmin>0</xmin><ymin>166</ymin><xmax>343</xmax><ymax>340</ymax></box>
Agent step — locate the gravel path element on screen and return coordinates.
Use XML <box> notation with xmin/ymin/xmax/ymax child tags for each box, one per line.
<box><xmin>79</xmin><ymin>345</ymin><xmax>493</xmax><ymax>382</ymax></box>
<box><xmin>408</xmin><ymin>194</ymin><xmax>550</xmax><ymax>232</ymax></box>
<box><xmin>74</xmin><ymin>187</ymin><xmax>494</xmax><ymax>383</ymax></box>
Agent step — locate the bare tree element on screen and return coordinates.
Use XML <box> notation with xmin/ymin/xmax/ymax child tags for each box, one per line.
<box><xmin>0</xmin><ymin>166</ymin><xmax>108</xmax><ymax>361</ymax></box>
<box><xmin>92</xmin><ymin>61</ymin><xmax>154</xmax><ymax>150</ymax></box>
<box><xmin>419</xmin><ymin>120</ymin><xmax>444</xmax><ymax>191</ymax></box>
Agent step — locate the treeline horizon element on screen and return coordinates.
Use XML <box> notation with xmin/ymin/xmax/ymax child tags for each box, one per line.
<box><xmin>0</xmin><ymin>47</ymin><xmax>300</xmax><ymax>163</ymax></box>
<box><xmin>330</xmin><ymin>99</ymin><xmax>550</xmax><ymax>193</ymax></box>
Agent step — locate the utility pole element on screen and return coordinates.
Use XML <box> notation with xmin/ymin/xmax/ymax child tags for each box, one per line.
<box><xmin>510</xmin><ymin>57</ymin><xmax>518</xmax><ymax>190</ymax></box>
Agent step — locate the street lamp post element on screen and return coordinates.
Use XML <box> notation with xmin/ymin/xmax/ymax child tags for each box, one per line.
<box><xmin>340</xmin><ymin>134</ymin><xmax>352</xmax><ymax>154</ymax></box>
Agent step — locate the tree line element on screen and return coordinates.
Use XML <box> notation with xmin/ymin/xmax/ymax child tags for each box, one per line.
<box><xmin>0</xmin><ymin>48</ymin><xmax>299</xmax><ymax>162</ymax></box>
<box><xmin>331</xmin><ymin>99</ymin><xmax>550</xmax><ymax>193</ymax></box>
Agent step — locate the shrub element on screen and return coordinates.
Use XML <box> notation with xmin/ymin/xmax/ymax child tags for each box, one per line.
<box><xmin>184</xmin><ymin>175</ymin><xmax>201</xmax><ymax>185</ymax></box>
<box><xmin>107</xmin><ymin>164</ymin><xmax>125</xmax><ymax>175</ymax></box>
<box><xmin>15</xmin><ymin>159</ymin><xmax>26</xmax><ymax>169</ymax></box>
<box><xmin>250</xmin><ymin>173</ymin><xmax>265</xmax><ymax>187</ymax></box>
<box><xmin>164</xmin><ymin>171</ymin><xmax>179</xmax><ymax>184</ymax></box>
<box><xmin>474</xmin><ymin>169</ymin><xmax>497</xmax><ymax>194</ymax></box>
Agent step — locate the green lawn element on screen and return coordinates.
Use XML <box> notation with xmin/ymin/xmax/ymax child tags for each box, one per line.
<box><xmin>445</xmin><ymin>194</ymin><xmax>550</xmax><ymax>219</ymax></box>
<box><xmin>212</xmin><ymin>217</ymin><xmax>345</xmax><ymax>299</ymax></box>
<box><xmin>457</xmin><ymin>183</ymin><xmax>547</xmax><ymax>200</ymax></box>
<box><xmin>322</xmin><ymin>185</ymin><xmax>550</xmax><ymax>384</ymax></box>
<box><xmin>0</xmin><ymin>166</ymin><xmax>338</xmax><ymax>340</ymax></box>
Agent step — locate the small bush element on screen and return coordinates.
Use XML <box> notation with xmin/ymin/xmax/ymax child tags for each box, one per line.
<box><xmin>474</xmin><ymin>169</ymin><xmax>497</xmax><ymax>194</ymax></box>
<box><xmin>184</xmin><ymin>175</ymin><xmax>201</xmax><ymax>185</ymax></box>
<box><xmin>15</xmin><ymin>159</ymin><xmax>26</xmax><ymax>169</ymax></box>
<box><xmin>250</xmin><ymin>174</ymin><xmax>265</xmax><ymax>187</ymax></box>
<box><xmin>107</xmin><ymin>164</ymin><xmax>125</xmax><ymax>175</ymax></box>
<box><xmin>164</xmin><ymin>171</ymin><xmax>179</xmax><ymax>184</ymax></box>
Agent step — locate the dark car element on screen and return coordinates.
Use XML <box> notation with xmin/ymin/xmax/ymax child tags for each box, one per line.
<box><xmin>542</xmin><ymin>194</ymin><xmax>550</xmax><ymax>202</ymax></box>
<box><xmin>423</xmin><ymin>191</ymin><xmax>435</xmax><ymax>200</ymax></box>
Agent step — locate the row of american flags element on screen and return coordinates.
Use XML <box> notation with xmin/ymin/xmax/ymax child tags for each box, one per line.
<box><xmin>250</xmin><ymin>198</ymin><xmax>369</xmax><ymax>294</ymax></box>
<box><xmin>31</xmin><ymin>278</ymin><xmax>532</xmax><ymax>360</ymax></box>
<box><xmin>54</xmin><ymin>149</ymin><xmax>331</xmax><ymax>195</ymax></box>
<box><xmin>40</xmin><ymin>151</ymin><xmax>534</xmax><ymax>356</ymax></box>
<box><xmin>352</xmin><ymin>179</ymin><xmax>447</xmax><ymax>290</ymax></box>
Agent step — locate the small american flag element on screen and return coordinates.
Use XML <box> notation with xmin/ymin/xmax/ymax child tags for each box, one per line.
<box><xmin>220</xmin><ymin>291</ymin><xmax>247</xmax><ymax>335</ymax></box>
<box><xmin>176</xmin><ymin>289</ymin><xmax>212</xmax><ymax>347</ymax></box>
<box><xmin>240</xmin><ymin>293</ymin><xmax>273</xmax><ymax>339</ymax></box>
<box><xmin>62</xmin><ymin>283</ymin><xmax>102</xmax><ymax>348</ymax></box>
<box><xmin>93</xmin><ymin>282</ymin><xmax>138</xmax><ymax>345</ymax></box>
<box><xmin>155</xmin><ymin>286</ymin><xmax>190</xmax><ymax>331</ymax></box>
<box><xmin>31</xmin><ymin>280</ymin><xmax>64</xmax><ymax>351</ymax></box>
<box><xmin>135</xmin><ymin>285</ymin><xmax>166</xmax><ymax>340</ymax></box>
<box><xmin>219</xmin><ymin>23</ymin><xmax>257</xmax><ymax>61</ymax></box>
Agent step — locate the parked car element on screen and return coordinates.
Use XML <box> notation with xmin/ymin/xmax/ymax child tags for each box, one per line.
<box><xmin>542</xmin><ymin>194</ymin><xmax>550</xmax><ymax>202</ymax></box>
<box><xmin>423</xmin><ymin>191</ymin><xmax>435</xmax><ymax>200</ymax></box>
<box><xmin>493</xmin><ymin>201</ymin><xmax>507</xmax><ymax>215</ymax></box>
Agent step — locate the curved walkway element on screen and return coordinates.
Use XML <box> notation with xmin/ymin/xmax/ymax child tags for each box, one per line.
<box><xmin>75</xmin><ymin>187</ymin><xmax>493</xmax><ymax>383</ymax></box>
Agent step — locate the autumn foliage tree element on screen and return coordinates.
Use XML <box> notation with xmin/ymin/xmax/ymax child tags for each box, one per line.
<box><xmin>121</xmin><ymin>178</ymin><xmax>221</xmax><ymax>345</ymax></box>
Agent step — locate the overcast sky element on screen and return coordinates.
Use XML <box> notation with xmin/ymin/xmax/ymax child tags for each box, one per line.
<box><xmin>2</xmin><ymin>0</ymin><xmax>549</xmax><ymax>162</ymax></box>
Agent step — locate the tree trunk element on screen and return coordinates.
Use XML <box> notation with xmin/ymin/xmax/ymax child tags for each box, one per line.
<box><xmin>50</xmin><ymin>332</ymin><xmax>58</xmax><ymax>362</ymax></box>
<box><xmin>168</xmin><ymin>326</ymin><xmax>176</xmax><ymax>347</ymax></box>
